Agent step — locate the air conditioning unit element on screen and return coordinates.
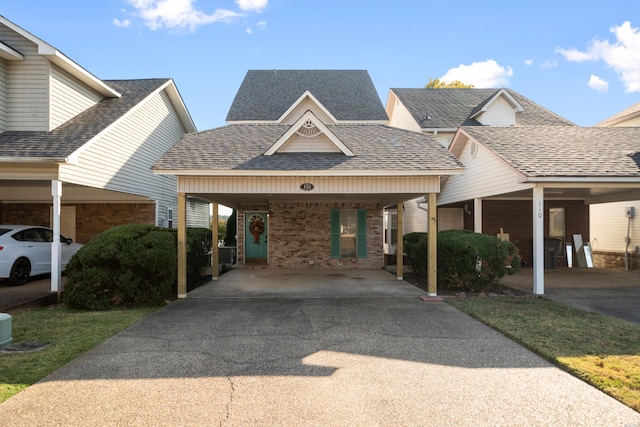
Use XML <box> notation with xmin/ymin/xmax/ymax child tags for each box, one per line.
<box><xmin>0</xmin><ymin>313</ymin><xmax>12</xmax><ymax>350</ymax></box>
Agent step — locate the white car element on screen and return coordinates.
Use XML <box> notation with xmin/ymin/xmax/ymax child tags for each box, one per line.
<box><xmin>0</xmin><ymin>225</ymin><xmax>83</xmax><ymax>286</ymax></box>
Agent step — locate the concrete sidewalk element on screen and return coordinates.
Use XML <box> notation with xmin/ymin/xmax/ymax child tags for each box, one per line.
<box><xmin>1</xmin><ymin>296</ymin><xmax>638</xmax><ymax>426</ymax></box>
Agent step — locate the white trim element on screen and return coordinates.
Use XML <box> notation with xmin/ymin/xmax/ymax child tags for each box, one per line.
<box><xmin>469</xmin><ymin>88</ymin><xmax>524</xmax><ymax>120</ymax></box>
<box><xmin>277</xmin><ymin>90</ymin><xmax>338</xmax><ymax>124</ymax></box>
<box><xmin>226</xmin><ymin>119</ymin><xmax>388</xmax><ymax>125</ymax></box>
<box><xmin>264</xmin><ymin>111</ymin><xmax>354</xmax><ymax>156</ymax></box>
<box><xmin>0</xmin><ymin>41</ymin><xmax>23</xmax><ymax>60</ymax></box>
<box><xmin>153</xmin><ymin>169</ymin><xmax>465</xmax><ymax>177</ymax></box>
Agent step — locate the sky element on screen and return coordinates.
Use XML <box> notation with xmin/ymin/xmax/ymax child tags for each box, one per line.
<box><xmin>2</xmin><ymin>0</ymin><xmax>640</xmax><ymax>132</ymax></box>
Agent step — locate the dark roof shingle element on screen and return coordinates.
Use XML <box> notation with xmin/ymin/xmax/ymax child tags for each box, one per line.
<box><xmin>226</xmin><ymin>70</ymin><xmax>389</xmax><ymax>122</ymax></box>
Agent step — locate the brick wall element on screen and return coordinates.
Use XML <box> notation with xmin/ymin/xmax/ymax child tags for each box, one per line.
<box><xmin>237</xmin><ymin>202</ymin><xmax>384</xmax><ymax>269</ymax></box>
<box><xmin>592</xmin><ymin>251</ymin><xmax>639</xmax><ymax>270</ymax></box>
<box><xmin>1</xmin><ymin>202</ymin><xmax>155</xmax><ymax>244</ymax></box>
<box><xmin>478</xmin><ymin>200</ymin><xmax>589</xmax><ymax>267</ymax></box>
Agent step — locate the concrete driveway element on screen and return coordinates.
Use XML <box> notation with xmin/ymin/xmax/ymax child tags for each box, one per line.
<box><xmin>1</xmin><ymin>271</ymin><xmax>638</xmax><ymax>426</ymax></box>
<box><xmin>502</xmin><ymin>267</ymin><xmax>640</xmax><ymax>324</ymax></box>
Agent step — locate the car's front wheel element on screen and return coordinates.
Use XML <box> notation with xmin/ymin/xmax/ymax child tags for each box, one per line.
<box><xmin>9</xmin><ymin>258</ymin><xmax>31</xmax><ymax>286</ymax></box>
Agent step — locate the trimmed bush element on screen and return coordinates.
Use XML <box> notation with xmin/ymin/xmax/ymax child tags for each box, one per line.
<box><xmin>402</xmin><ymin>229</ymin><xmax>521</xmax><ymax>292</ymax></box>
<box><xmin>64</xmin><ymin>224</ymin><xmax>212</xmax><ymax>310</ymax></box>
<box><xmin>438</xmin><ymin>229</ymin><xmax>520</xmax><ymax>292</ymax></box>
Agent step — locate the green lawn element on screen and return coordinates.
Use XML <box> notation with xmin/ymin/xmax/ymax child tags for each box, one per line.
<box><xmin>0</xmin><ymin>306</ymin><xmax>158</xmax><ymax>403</ymax></box>
<box><xmin>447</xmin><ymin>297</ymin><xmax>640</xmax><ymax>412</ymax></box>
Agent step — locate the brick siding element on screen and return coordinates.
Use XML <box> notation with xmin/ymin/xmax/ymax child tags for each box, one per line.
<box><xmin>236</xmin><ymin>202</ymin><xmax>384</xmax><ymax>269</ymax></box>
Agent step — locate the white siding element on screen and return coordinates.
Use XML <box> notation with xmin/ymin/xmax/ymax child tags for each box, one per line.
<box><xmin>50</xmin><ymin>65</ymin><xmax>102</xmax><ymax>129</ymax></box>
<box><xmin>0</xmin><ymin>58</ymin><xmax>6</xmax><ymax>132</ymax></box>
<box><xmin>476</xmin><ymin>97</ymin><xmax>516</xmax><ymax>126</ymax></box>
<box><xmin>402</xmin><ymin>196</ymin><xmax>428</xmax><ymax>233</ymax></box>
<box><xmin>435</xmin><ymin>132</ymin><xmax>455</xmax><ymax>149</ymax></box>
<box><xmin>590</xmin><ymin>201</ymin><xmax>640</xmax><ymax>253</ymax></box>
<box><xmin>60</xmin><ymin>89</ymin><xmax>187</xmax><ymax>225</ymax></box>
<box><xmin>186</xmin><ymin>198</ymin><xmax>210</xmax><ymax>228</ymax></box>
<box><xmin>0</xmin><ymin>26</ymin><xmax>49</xmax><ymax>131</ymax></box>
<box><xmin>439</xmin><ymin>141</ymin><xmax>531</xmax><ymax>205</ymax></box>
<box><xmin>279</xmin><ymin>133</ymin><xmax>340</xmax><ymax>153</ymax></box>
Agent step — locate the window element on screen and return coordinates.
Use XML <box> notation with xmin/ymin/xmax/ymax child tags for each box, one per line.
<box><xmin>549</xmin><ymin>208</ymin><xmax>565</xmax><ymax>256</ymax></box>
<box><xmin>331</xmin><ymin>209</ymin><xmax>367</xmax><ymax>258</ymax></box>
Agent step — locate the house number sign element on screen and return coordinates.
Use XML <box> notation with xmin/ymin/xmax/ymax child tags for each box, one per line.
<box><xmin>300</xmin><ymin>183</ymin><xmax>314</xmax><ymax>191</ymax></box>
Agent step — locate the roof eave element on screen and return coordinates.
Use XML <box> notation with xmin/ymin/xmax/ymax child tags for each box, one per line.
<box><xmin>153</xmin><ymin>168</ymin><xmax>466</xmax><ymax>177</ymax></box>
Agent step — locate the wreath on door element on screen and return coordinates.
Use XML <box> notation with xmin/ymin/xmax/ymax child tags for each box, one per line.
<box><xmin>249</xmin><ymin>215</ymin><xmax>265</xmax><ymax>243</ymax></box>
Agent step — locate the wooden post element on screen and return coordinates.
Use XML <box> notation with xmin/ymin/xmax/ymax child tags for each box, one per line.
<box><xmin>427</xmin><ymin>193</ymin><xmax>437</xmax><ymax>296</ymax></box>
<box><xmin>211</xmin><ymin>203</ymin><xmax>219</xmax><ymax>280</ymax></box>
<box><xmin>396</xmin><ymin>202</ymin><xmax>404</xmax><ymax>280</ymax></box>
<box><xmin>177</xmin><ymin>192</ymin><xmax>187</xmax><ymax>298</ymax></box>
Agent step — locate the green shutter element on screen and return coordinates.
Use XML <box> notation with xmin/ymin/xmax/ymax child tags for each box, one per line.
<box><xmin>357</xmin><ymin>209</ymin><xmax>367</xmax><ymax>258</ymax></box>
<box><xmin>330</xmin><ymin>209</ymin><xmax>341</xmax><ymax>258</ymax></box>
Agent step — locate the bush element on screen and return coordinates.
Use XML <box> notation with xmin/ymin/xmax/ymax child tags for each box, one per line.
<box><xmin>437</xmin><ymin>229</ymin><xmax>520</xmax><ymax>292</ymax></box>
<box><xmin>64</xmin><ymin>224</ymin><xmax>212</xmax><ymax>310</ymax></box>
<box><xmin>403</xmin><ymin>232</ymin><xmax>428</xmax><ymax>275</ymax></box>
<box><xmin>402</xmin><ymin>229</ymin><xmax>521</xmax><ymax>293</ymax></box>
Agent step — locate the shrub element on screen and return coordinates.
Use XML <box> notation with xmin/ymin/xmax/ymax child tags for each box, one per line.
<box><xmin>64</xmin><ymin>224</ymin><xmax>212</xmax><ymax>310</ymax></box>
<box><xmin>403</xmin><ymin>232</ymin><xmax>428</xmax><ymax>275</ymax></box>
<box><xmin>438</xmin><ymin>229</ymin><xmax>520</xmax><ymax>292</ymax></box>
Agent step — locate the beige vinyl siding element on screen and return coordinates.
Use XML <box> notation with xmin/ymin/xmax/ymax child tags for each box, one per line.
<box><xmin>279</xmin><ymin>134</ymin><xmax>340</xmax><ymax>153</ymax></box>
<box><xmin>0</xmin><ymin>26</ymin><xmax>49</xmax><ymax>131</ymax></box>
<box><xmin>180</xmin><ymin>175</ymin><xmax>440</xmax><ymax>194</ymax></box>
<box><xmin>60</xmin><ymin>90</ymin><xmax>186</xmax><ymax>222</ymax></box>
<box><xmin>0</xmin><ymin>184</ymin><xmax>150</xmax><ymax>202</ymax></box>
<box><xmin>0</xmin><ymin>58</ymin><xmax>6</xmax><ymax>132</ymax></box>
<box><xmin>280</xmin><ymin>97</ymin><xmax>335</xmax><ymax>125</ymax></box>
<box><xmin>476</xmin><ymin>97</ymin><xmax>516</xmax><ymax>126</ymax></box>
<box><xmin>387</xmin><ymin>94</ymin><xmax>422</xmax><ymax>132</ymax></box>
<box><xmin>612</xmin><ymin>116</ymin><xmax>640</xmax><ymax>126</ymax></box>
<box><xmin>439</xmin><ymin>141</ymin><xmax>531</xmax><ymax>205</ymax></box>
<box><xmin>50</xmin><ymin>65</ymin><xmax>102</xmax><ymax>129</ymax></box>
<box><xmin>186</xmin><ymin>198</ymin><xmax>210</xmax><ymax>227</ymax></box>
<box><xmin>402</xmin><ymin>196</ymin><xmax>428</xmax><ymax>233</ymax></box>
<box><xmin>590</xmin><ymin>201</ymin><xmax>640</xmax><ymax>253</ymax></box>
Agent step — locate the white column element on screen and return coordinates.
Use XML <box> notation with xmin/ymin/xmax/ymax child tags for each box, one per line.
<box><xmin>532</xmin><ymin>186</ymin><xmax>545</xmax><ymax>295</ymax></box>
<box><xmin>427</xmin><ymin>193</ymin><xmax>437</xmax><ymax>296</ymax></box>
<box><xmin>51</xmin><ymin>180</ymin><xmax>62</xmax><ymax>293</ymax></box>
<box><xmin>211</xmin><ymin>203</ymin><xmax>219</xmax><ymax>280</ymax></box>
<box><xmin>396</xmin><ymin>202</ymin><xmax>404</xmax><ymax>280</ymax></box>
<box><xmin>473</xmin><ymin>198</ymin><xmax>482</xmax><ymax>233</ymax></box>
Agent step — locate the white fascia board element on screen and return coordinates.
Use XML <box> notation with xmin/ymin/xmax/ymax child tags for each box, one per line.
<box><xmin>421</xmin><ymin>127</ymin><xmax>458</xmax><ymax>133</ymax></box>
<box><xmin>0</xmin><ymin>41</ymin><xmax>23</xmax><ymax>60</ymax></box>
<box><xmin>152</xmin><ymin>168</ymin><xmax>465</xmax><ymax>177</ymax></box>
<box><xmin>264</xmin><ymin>110</ymin><xmax>354</xmax><ymax>156</ymax></box>
<box><xmin>277</xmin><ymin>90</ymin><xmax>338</xmax><ymax>124</ymax></box>
<box><xmin>525</xmin><ymin>177</ymin><xmax>640</xmax><ymax>183</ymax></box>
<box><xmin>469</xmin><ymin>88</ymin><xmax>523</xmax><ymax>119</ymax></box>
<box><xmin>0</xmin><ymin>16</ymin><xmax>121</xmax><ymax>97</ymax></box>
<box><xmin>0</xmin><ymin>156</ymin><xmax>67</xmax><ymax>163</ymax></box>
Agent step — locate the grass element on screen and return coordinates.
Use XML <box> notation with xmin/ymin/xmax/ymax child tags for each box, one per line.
<box><xmin>447</xmin><ymin>297</ymin><xmax>640</xmax><ymax>412</ymax></box>
<box><xmin>0</xmin><ymin>306</ymin><xmax>158</xmax><ymax>403</ymax></box>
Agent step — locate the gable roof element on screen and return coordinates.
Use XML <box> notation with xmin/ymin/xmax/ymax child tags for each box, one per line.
<box><xmin>597</xmin><ymin>102</ymin><xmax>640</xmax><ymax>127</ymax></box>
<box><xmin>458</xmin><ymin>126</ymin><xmax>640</xmax><ymax>179</ymax></box>
<box><xmin>153</xmin><ymin>124</ymin><xmax>464</xmax><ymax>175</ymax></box>
<box><xmin>226</xmin><ymin>70</ymin><xmax>389</xmax><ymax>122</ymax></box>
<box><xmin>0</xmin><ymin>79</ymin><xmax>195</xmax><ymax>162</ymax></box>
<box><xmin>390</xmin><ymin>88</ymin><xmax>575</xmax><ymax>129</ymax></box>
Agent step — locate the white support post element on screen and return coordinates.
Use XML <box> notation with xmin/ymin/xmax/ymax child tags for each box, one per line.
<box><xmin>427</xmin><ymin>193</ymin><xmax>437</xmax><ymax>296</ymax></box>
<box><xmin>396</xmin><ymin>202</ymin><xmax>404</xmax><ymax>280</ymax></box>
<box><xmin>51</xmin><ymin>180</ymin><xmax>62</xmax><ymax>294</ymax></box>
<box><xmin>533</xmin><ymin>186</ymin><xmax>545</xmax><ymax>295</ymax></box>
<box><xmin>177</xmin><ymin>193</ymin><xmax>187</xmax><ymax>299</ymax></box>
<box><xmin>473</xmin><ymin>198</ymin><xmax>482</xmax><ymax>233</ymax></box>
<box><xmin>211</xmin><ymin>203</ymin><xmax>219</xmax><ymax>280</ymax></box>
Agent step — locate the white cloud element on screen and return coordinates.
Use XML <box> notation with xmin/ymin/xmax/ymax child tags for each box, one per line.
<box><xmin>256</xmin><ymin>20</ymin><xmax>266</xmax><ymax>29</ymax></box>
<box><xmin>113</xmin><ymin>18</ymin><xmax>131</xmax><ymax>28</ymax></box>
<box><xmin>557</xmin><ymin>21</ymin><xmax>640</xmax><ymax>93</ymax></box>
<box><xmin>525</xmin><ymin>59</ymin><xmax>533</xmax><ymax>66</ymax></box>
<box><xmin>236</xmin><ymin>0</ymin><xmax>268</xmax><ymax>12</ymax></box>
<box><xmin>126</xmin><ymin>0</ymin><xmax>241</xmax><ymax>32</ymax></box>
<box><xmin>588</xmin><ymin>74</ymin><xmax>609</xmax><ymax>92</ymax></box>
<box><xmin>246</xmin><ymin>27</ymin><xmax>252</xmax><ymax>34</ymax></box>
<box><xmin>440</xmin><ymin>59</ymin><xmax>513</xmax><ymax>87</ymax></box>
<box><xmin>540</xmin><ymin>59</ymin><xmax>558</xmax><ymax>69</ymax></box>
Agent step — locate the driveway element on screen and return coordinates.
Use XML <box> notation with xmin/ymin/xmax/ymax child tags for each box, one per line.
<box><xmin>1</xmin><ymin>274</ymin><xmax>638</xmax><ymax>426</ymax></box>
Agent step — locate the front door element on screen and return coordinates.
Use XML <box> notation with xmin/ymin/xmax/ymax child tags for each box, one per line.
<box><xmin>245</xmin><ymin>212</ymin><xmax>268</xmax><ymax>263</ymax></box>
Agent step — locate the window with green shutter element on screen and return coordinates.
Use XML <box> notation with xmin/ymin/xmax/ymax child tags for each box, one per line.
<box><xmin>330</xmin><ymin>209</ymin><xmax>367</xmax><ymax>258</ymax></box>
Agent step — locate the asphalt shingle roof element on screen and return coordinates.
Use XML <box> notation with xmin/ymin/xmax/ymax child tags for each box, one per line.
<box><xmin>153</xmin><ymin>124</ymin><xmax>464</xmax><ymax>173</ymax></box>
<box><xmin>226</xmin><ymin>70</ymin><xmax>389</xmax><ymax>122</ymax></box>
<box><xmin>391</xmin><ymin>88</ymin><xmax>575</xmax><ymax>128</ymax></box>
<box><xmin>462</xmin><ymin>126</ymin><xmax>640</xmax><ymax>178</ymax></box>
<box><xmin>0</xmin><ymin>79</ymin><xmax>169</xmax><ymax>160</ymax></box>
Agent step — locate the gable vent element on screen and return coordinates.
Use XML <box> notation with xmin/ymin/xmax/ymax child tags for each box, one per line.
<box><xmin>296</xmin><ymin>119</ymin><xmax>322</xmax><ymax>137</ymax></box>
